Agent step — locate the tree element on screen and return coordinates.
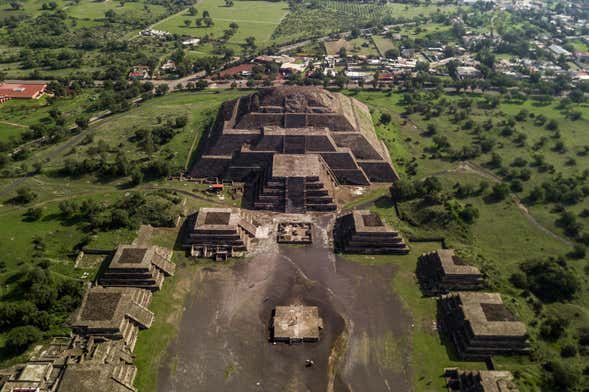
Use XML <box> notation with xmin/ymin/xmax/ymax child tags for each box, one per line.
<box><xmin>5</xmin><ymin>326</ymin><xmax>42</xmax><ymax>354</ymax></box>
<box><xmin>202</xmin><ymin>10</ymin><xmax>210</xmax><ymax>18</ymax></box>
<box><xmin>154</xmin><ymin>84</ymin><xmax>169</xmax><ymax>96</ymax></box>
<box><xmin>9</xmin><ymin>1</ymin><xmax>23</xmax><ymax>10</ymax></box>
<box><xmin>13</xmin><ymin>187</ymin><xmax>37</xmax><ymax>204</ymax></box>
<box><xmin>488</xmin><ymin>183</ymin><xmax>509</xmax><ymax>202</ymax></box>
<box><xmin>203</xmin><ymin>17</ymin><xmax>213</xmax><ymax>27</ymax></box>
<box><xmin>25</xmin><ymin>207</ymin><xmax>43</xmax><ymax>221</ymax></box>
<box><xmin>75</xmin><ymin>116</ymin><xmax>89</xmax><ymax>129</ymax></box>
<box><xmin>521</xmin><ymin>258</ymin><xmax>579</xmax><ymax>302</ymax></box>
<box><xmin>229</xmin><ymin>22</ymin><xmax>238</xmax><ymax>30</ymax></box>
<box><xmin>188</xmin><ymin>6</ymin><xmax>197</xmax><ymax>15</ymax></box>
<box><xmin>184</xmin><ymin>19</ymin><xmax>192</xmax><ymax>27</ymax></box>
<box><xmin>384</xmin><ymin>47</ymin><xmax>400</xmax><ymax>59</ymax></box>
<box><xmin>379</xmin><ymin>112</ymin><xmax>391</xmax><ymax>125</ymax></box>
<box><xmin>390</xmin><ymin>180</ymin><xmax>416</xmax><ymax>201</ymax></box>
<box><xmin>546</xmin><ymin>360</ymin><xmax>580</xmax><ymax>390</ymax></box>
<box><xmin>225</xmin><ymin>0</ymin><xmax>233</xmax><ymax>6</ymax></box>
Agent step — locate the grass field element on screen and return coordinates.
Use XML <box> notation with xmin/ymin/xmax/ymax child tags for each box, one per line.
<box><xmin>151</xmin><ymin>0</ymin><xmax>288</xmax><ymax>47</ymax></box>
<box><xmin>324</xmin><ymin>37</ymin><xmax>379</xmax><ymax>56</ymax></box>
<box><xmin>349</xmin><ymin>91</ymin><xmax>589</xmax><ymax>390</ymax></box>
<box><xmin>372</xmin><ymin>35</ymin><xmax>397</xmax><ymax>57</ymax></box>
<box><xmin>0</xmin><ymin>122</ymin><xmax>26</xmax><ymax>143</ymax></box>
<box><xmin>67</xmin><ymin>0</ymin><xmax>167</xmax><ymax>21</ymax></box>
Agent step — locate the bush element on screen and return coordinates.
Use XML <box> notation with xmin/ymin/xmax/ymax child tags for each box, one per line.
<box><xmin>24</xmin><ymin>207</ymin><xmax>43</xmax><ymax>221</ymax></box>
<box><xmin>560</xmin><ymin>344</ymin><xmax>577</xmax><ymax>358</ymax></box>
<box><xmin>509</xmin><ymin>272</ymin><xmax>527</xmax><ymax>289</ymax></box>
<box><xmin>488</xmin><ymin>183</ymin><xmax>510</xmax><ymax>202</ymax></box>
<box><xmin>379</xmin><ymin>112</ymin><xmax>392</xmax><ymax>125</ymax></box>
<box><xmin>12</xmin><ymin>187</ymin><xmax>37</xmax><ymax>204</ymax></box>
<box><xmin>5</xmin><ymin>325</ymin><xmax>42</xmax><ymax>354</ymax></box>
<box><xmin>545</xmin><ymin>360</ymin><xmax>580</xmax><ymax>390</ymax></box>
<box><xmin>520</xmin><ymin>258</ymin><xmax>579</xmax><ymax>302</ymax></box>
<box><xmin>540</xmin><ymin>317</ymin><xmax>568</xmax><ymax>341</ymax></box>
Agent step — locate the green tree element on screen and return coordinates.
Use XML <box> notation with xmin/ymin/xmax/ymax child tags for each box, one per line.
<box><xmin>5</xmin><ymin>326</ymin><xmax>42</xmax><ymax>354</ymax></box>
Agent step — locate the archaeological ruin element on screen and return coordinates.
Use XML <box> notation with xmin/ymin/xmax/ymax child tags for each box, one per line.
<box><xmin>334</xmin><ymin>210</ymin><xmax>409</xmax><ymax>254</ymax></box>
<box><xmin>445</xmin><ymin>368</ymin><xmax>519</xmax><ymax>392</ymax></box>
<box><xmin>188</xmin><ymin>86</ymin><xmax>399</xmax><ymax>212</ymax></box>
<box><xmin>417</xmin><ymin>249</ymin><xmax>484</xmax><ymax>295</ymax></box>
<box><xmin>71</xmin><ymin>286</ymin><xmax>154</xmax><ymax>352</ymax></box>
<box><xmin>438</xmin><ymin>292</ymin><xmax>529</xmax><ymax>360</ymax></box>
<box><xmin>183</xmin><ymin>207</ymin><xmax>259</xmax><ymax>260</ymax></box>
<box><xmin>99</xmin><ymin>245</ymin><xmax>176</xmax><ymax>291</ymax></box>
<box><xmin>272</xmin><ymin>305</ymin><xmax>323</xmax><ymax>343</ymax></box>
<box><xmin>277</xmin><ymin>222</ymin><xmax>312</xmax><ymax>244</ymax></box>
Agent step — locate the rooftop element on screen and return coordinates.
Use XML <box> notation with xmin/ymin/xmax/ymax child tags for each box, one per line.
<box><xmin>352</xmin><ymin>210</ymin><xmax>395</xmax><ymax>233</ymax></box>
<box><xmin>273</xmin><ymin>305</ymin><xmax>322</xmax><ymax>342</ymax></box>
<box><xmin>455</xmin><ymin>292</ymin><xmax>527</xmax><ymax>337</ymax></box>
<box><xmin>437</xmin><ymin>249</ymin><xmax>481</xmax><ymax>275</ymax></box>
<box><xmin>272</xmin><ymin>154</ymin><xmax>323</xmax><ymax>178</ymax></box>
<box><xmin>0</xmin><ymin>83</ymin><xmax>46</xmax><ymax>99</ymax></box>
<box><xmin>194</xmin><ymin>208</ymin><xmax>242</xmax><ymax>230</ymax></box>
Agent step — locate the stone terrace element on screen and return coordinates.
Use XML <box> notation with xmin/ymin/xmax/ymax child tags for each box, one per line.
<box><xmin>71</xmin><ymin>286</ymin><xmax>154</xmax><ymax>352</ymax></box>
<box><xmin>334</xmin><ymin>210</ymin><xmax>409</xmax><ymax>254</ymax></box>
<box><xmin>438</xmin><ymin>292</ymin><xmax>529</xmax><ymax>360</ymax></box>
<box><xmin>272</xmin><ymin>305</ymin><xmax>323</xmax><ymax>343</ymax></box>
<box><xmin>188</xmin><ymin>87</ymin><xmax>400</xmax><ymax>212</ymax></box>
<box><xmin>99</xmin><ymin>245</ymin><xmax>175</xmax><ymax>291</ymax></box>
<box><xmin>183</xmin><ymin>207</ymin><xmax>259</xmax><ymax>260</ymax></box>
<box><xmin>417</xmin><ymin>249</ymin><xmax>484</xmax><ymax>295</ymax></box>
<box><xmin>445</xmin><ymin>368</ymin><xmax>519</xmax><ymax>392</ymax></box>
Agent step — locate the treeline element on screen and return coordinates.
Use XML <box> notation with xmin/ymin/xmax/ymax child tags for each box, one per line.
<box><xmin>0</xmin><ymin>267</ymin><xmax>84</xmax><ymax>354</ymax></box>
<box><xmin>58</xmin><ymin>191</ymin><xmax>181</xmax><ymax>232</ymax></box>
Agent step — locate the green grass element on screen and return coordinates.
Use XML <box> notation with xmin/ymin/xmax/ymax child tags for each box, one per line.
<box><xmin>372</xmin><ymin>35</ymin><xmax>397</xmax><ymax>56</ymax></box>
<box><xmin>39</xmin><ymin>90</ymin><xmax>245</xmax><ymax>172</ymax></box>
<box><xmin>67</xmin><ymin>0</ymin><xmax>166</xmax><ymax>21</ymax></box>
<box><xmin>151</xmin><ymin>0</ymin><xmax>288</xmax><ymax>46</ymax></box>
<box><xmin>324</xmin><ymin>37</ymin><xmax>379</xmax><ymax>56</ymax></box>
<box><xmin>0</xmin><ymin>122</ymin><xmax>27</xmax><ymax>143</ymax></box>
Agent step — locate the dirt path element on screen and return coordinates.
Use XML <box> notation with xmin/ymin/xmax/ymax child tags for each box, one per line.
<box><xmin>0</xmin><ymin>120</ymin><xmax>28</xmax><ymax>128</ymax></box>
<box><xmin>431</xmin><ymin>161</ymin><xmax>573</xmax><ymax>246</ymax></box>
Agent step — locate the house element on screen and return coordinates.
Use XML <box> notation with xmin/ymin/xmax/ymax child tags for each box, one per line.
<box><xmin>0</xmin><ymin>83</ymin><xmax>47</xmax><ymax>99</ymax></box>
<box><xmin>456</xmin><ymin>66</ymin><xmax>483</xmax><ymax>79</ymax></box>
<box><xmin>574</xmin><ymin>51</ymin><xmax>589</xmax><ymax>63</ymax></box>
<box><xmin>128</xmin><ymin>66</ymin><xmax>150</xmax><ymax>80</ymax></box>
<box><xmin>182</xmin><ymin>38</ymin><xmax>200</xmax><ymax>46</ymax></box>
<box><xmin>548</xmin><ymin>44</ymin><xmax>571</xmax><ymax>57</ymax></box>
<box><xmin>280</xmin><ymin>62</ymin><xmax>307</xmax><ymax>75</ymax></box>
<box><xmin>161</xmin><ymin>60</ymin><xmax>176</xmax><ymax>72</ymax></box>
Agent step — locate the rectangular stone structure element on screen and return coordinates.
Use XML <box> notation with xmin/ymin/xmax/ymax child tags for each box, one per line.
<box><xmin>272</xmin><ymin>305</ymin><xmax>323</xmax><ymax>343</ymax></box>
<box><xmin>438</xmin><ymin>292</ymin><xmax>529</xmax><ymax>360</ymax></box>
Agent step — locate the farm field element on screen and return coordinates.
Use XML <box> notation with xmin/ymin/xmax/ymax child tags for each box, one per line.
<box><xmin>273</xmin><ymin>1</ymin><xmax>462</xmax><ymax>43</ymax></box>
<box><xmin>151</xmin><ymin>0</ymin><xmax>289</xmax><ymax>46</ymax></box>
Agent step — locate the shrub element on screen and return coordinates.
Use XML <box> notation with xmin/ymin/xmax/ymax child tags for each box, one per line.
<box><xmin>540</xmin><ymin>317</ymin><xmax>568</xmax><ymax>341</ymax></box>
<box><xmin>545</xmin><ymin>360</ymin><xmax>579</xmax><ymax>390</ymax></box>
<box><xmin>560</xmin><ymin>344</ymin><xmax>577</xmax><ymax>358</ymax></box>
<box><xmin>5</xmin><ymin>326</ymin><xmax>42</xmax><ymax>354</ymax></box>
<box><xmin>520</xmin><ymin>258</ymin><xmax>579</xmax><ymax>302</ymax></box>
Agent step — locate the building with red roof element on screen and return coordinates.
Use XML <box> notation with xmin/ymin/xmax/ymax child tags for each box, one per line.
<box><xmin>0</xmin><ymin>83</ymin><xmax>47</xmax><ymax>100</ymax></box>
